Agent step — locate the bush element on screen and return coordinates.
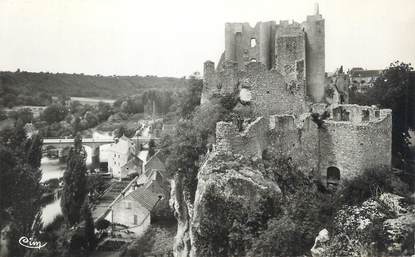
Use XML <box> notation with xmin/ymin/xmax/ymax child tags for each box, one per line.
<box><xmin>122</xmin><ymin>229</ymin><xmax>156</xmax><ymax>257</ymax></box>
<box><xmin>95</xmin><ymin>219</ymin><xmax>110</xmax><ymax>232</ymax></box>
<box><xmin>248</xmin><ymin>216</ymin><xmax>302</xmax><ymax>257</ymax></box>
<box><xmin>336</xmin><ymin>167</ymin><xmax>410</xmax><ymax>206</ymax></box>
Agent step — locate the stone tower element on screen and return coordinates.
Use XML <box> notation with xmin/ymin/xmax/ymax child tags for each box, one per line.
<box><xmin>224</xmin><ymin>21</ymin><xmax>276</xmax><ymax>70</ymax></box>
<box><xmin>303</xmin><ymin>3</ymin><xmax>325</xmax><ymax>102</ymax></box>
<box><xmin>202</xmin><ymin>6</ymin><xmax>326</xmax><ymax>110</ymax></box>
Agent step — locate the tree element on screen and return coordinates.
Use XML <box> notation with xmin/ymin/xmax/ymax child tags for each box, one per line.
<box><xmin>0</xmin><ymin>123</ymin><xmax>43</xmax><ymax>257</ymax></box>
<box><xmin>81</xmin><ymin>199</ymin><xmax>96</xmax><ymax>250</ymax></box>
<box><xmin>248</xmin><ymin>216</ymin><xmax>301</xmax><ymax>257</ymax></box>
<box><xmin>95</xmin><ymin>219</ymin><xmax>110</xmax><ymax>232</ymax></box>
<box><xmin>42</xmin><ymin>104</ymin><xmax>68</xmax><ymax>124</ymax></box>
<box><xmin>176</xmin><ymin>76</ymin><xmax>203</xmax><ymax>118</ymax></box>
<box><xmin>350</xmin><ymin>62</ymin><xmax>415</xmax><ymax>168</ymax></box>
<box><xmin>61</xmin><ymin>135</ymin><xmax>88</xmax><ymax>226</ymax></box>
<box><xmin>72</xmin><ymin>115</ymin><xmax>81</xmax><ymax>136</ymax></box>
<box><xmin>148</xmin><ymin>139</ymin><xmax>156</xmax><ymax>157</ymax></box>
<box><xmin>96</xmin><ymin>102</ymin><xmax>113</xmax><ymax>121</ymax></box>
<box><xmin>9</xmin><ymin>108</ymin><xmax>34</xmax><ymax>125</ymax></box>
<box><xmin>25</xmin><ymin>133</ymin><xmax>43</xmax><ymax>169</ymax></box>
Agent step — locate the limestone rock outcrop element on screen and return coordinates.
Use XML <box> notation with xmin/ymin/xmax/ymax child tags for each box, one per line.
<box><xmin>172</xmin><ymin>152</ymin><xmax>281</xmax><ymax>257</ymax></box>
<box><xmin>311</xmin><ymin>193</ymin><xmax>415</xmax><ymax>257</ymax></box>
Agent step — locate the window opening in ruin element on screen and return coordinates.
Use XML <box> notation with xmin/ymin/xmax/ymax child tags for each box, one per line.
<box><xmin>327</xmin><ymin>166</ymin><xmax>340</xmax><ymax>186</ymax></box>
<box><xmin>362</xmin><ymin>110</ymin><xmax>370</xmax><ymax>122</ymax></box>
<box><xmin>296</xmin><ymin>60</ymin><xmax>304</xmax><ymax>73</ymax></box>
<box><xmin>340</xmin><ymin>95</ymin><xmax>345</xmax><ymax>103</ymax></box>
<box><xmin>342</xmin><ymin>110</ymin><xmax>350</xmax><ymax>121</ymax></box>
<box><xmin>375</xmin><ymin>110</ymin><xmax>380</xmax><ymax>118</ymax></box>
<box><xmin>333</xmin><ymin>108</ymin><xmax>350</xmax><ymax>121</ymax></box>
<box><xmin>250</xmin><ymin>38</ymin><xmax>256</xmax><ymax>47</ymax></box>
<box><xmin>266</xmin><ymin>90</ymin><xmax>270</xmax><ymax>94</ymax></box>
<box><xmin>250</xmin><ymin>58</ymin><xmax>257</xmax><ymax>63</ymax></box>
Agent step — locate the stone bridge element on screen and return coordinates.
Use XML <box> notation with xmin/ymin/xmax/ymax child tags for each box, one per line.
<box><xmin>43</xmin><ymin>138</ymin><xmax>115</xmax><ymax>167</ymax></box>
<box><xmin>43</xmin><ymin>138</ymin><xmax>115</xmax><ymax>149</ymax></box>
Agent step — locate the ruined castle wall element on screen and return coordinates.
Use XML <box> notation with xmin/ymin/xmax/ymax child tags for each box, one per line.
<box><xmin>330</xmin><ymin>104</ymin><xmax>379</xmax><ymax>124</ymax></box>
<box><xmin>225</xmin><ymin>22</ymin><xmax>276</xmax><ymax>70</ymax></box>
<box><xmin>319</xmin><ymin>108</ymin><xmax>392</xmax><ymax>182</ymax></box>
<box><xmin>215</xmin><ymin>117</ymin><xmax>268</xmax><ymax>158</ymax></box>
<box><xmin>239</xmin><ymin>62</ymin><xmax>307</xmax><ymax>116</ymax></box>
<box><xmin>275</xmin><ymin>23</ymin><xmax>306</xmax><ymax>85</ymax></box>
<box><xmin>303</xmin><ymin>14</ymin><xmax>325</xmax><ymax>102</ymax></box>
<box><xmin>268</xmin><ymin>113</ymin><xmax>319</xmax><ymax>175</ymax></box>
<box><xmin>201</xmin><ymin>61</ymin><xmax>239</xmax><ymax>105</ymax></box>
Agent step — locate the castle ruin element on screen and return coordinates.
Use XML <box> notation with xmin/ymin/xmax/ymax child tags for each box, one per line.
<box><xmin>201</xmin><ymin>5</ymin><xmax>392</xmax><ymax>187</ymax></box>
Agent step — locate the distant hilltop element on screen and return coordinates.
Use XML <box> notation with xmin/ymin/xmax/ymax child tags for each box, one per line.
<box><xmin>0</xmin><ymin>71</ymin><xmax>190</xmax><ymax>98</ymax></box>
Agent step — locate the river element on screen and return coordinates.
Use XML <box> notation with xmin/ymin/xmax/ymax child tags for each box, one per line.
<box><xmin>40</xmin><ymin>131</ymin><xmax>113</xmax><ymax>226</ymax></box>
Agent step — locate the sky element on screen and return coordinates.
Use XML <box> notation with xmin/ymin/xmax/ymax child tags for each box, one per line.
<box><xmin>0</xmin><ymin>0</ymin><xmax>414</xmax><ymax>77</ymax></box>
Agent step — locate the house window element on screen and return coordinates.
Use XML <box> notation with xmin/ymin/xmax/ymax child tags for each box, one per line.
<box><xmin>133</xmin><ymin>215</ymin><xmax>138</xmax><ymax>225</ymax></box>
<box><xmin>126</xmin><ymin>202</ymin><xmax>131</xmax><ymax>209</ymax></box>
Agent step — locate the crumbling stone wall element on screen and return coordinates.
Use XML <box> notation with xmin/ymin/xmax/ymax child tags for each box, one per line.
<box><xmin>319</xmin><ymin>106</ymin><xmax>392</xmax><ymax>183</ymax></box>
<box><xmin>275</xmin><ymin>21</ymin><xmax>306</xmax><ymax>95</ymax></box>
<box><xmin>201</xmin><ymin>60</ymin><xmax>239</xmax><ymax>105</ymax></box>
<box><xmin>202</xmin><ymin>61</ymin><xmax>307</xmax><ymax>116</ymax></box>
<box><xmin>214</xmin><ymin>105</ymin><xmax>392</xmax><ymax>184</ymax></box>
<box><xmin>202</xmin><ymin>9</ymin><xmax>325</xmax><ymax>109</ymax></box>
<box><xmin>215</xmin><ymin>117</ymin><xmax>268</xmax><ymax>158</ymax></box>
<box><xmin>325</xmin><ymin>71</ymin><xmax>349</xmax><ymax>104</ymax></box>
<box><xmin>268</xmin><ymin>113</ymin><xmax>319</xmax><ymax>176</ymax></box>
<box><xmin>225</xmin><ymin>21</ymin><xmax>276</xmax><ymax>70</ymax></box>
<box><xmin>239</xmin><ymin>62</ymin><xmax>307</xmax><ymax>116</ymax></box>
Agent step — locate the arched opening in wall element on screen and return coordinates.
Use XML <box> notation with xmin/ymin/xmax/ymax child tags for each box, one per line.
<box><xmin>250</xmin><ymin>38</ymin><xmax>257</xmax><ymax>47</ymax></box>
<box><xmin>327</xmin><ymin>166</ymin><xmax>340</xmax><ymax>187</ymax></box>
<box><xmin>250</xmin><ymin>58</ymin><xmax>257</xmax><ymax>63</ymax></box>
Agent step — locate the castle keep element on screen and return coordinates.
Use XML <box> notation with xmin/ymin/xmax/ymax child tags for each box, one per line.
<box><xmin>202</xmin><ymin>6</ymin><xmax>392</xmax><ymax>186</ymax></box>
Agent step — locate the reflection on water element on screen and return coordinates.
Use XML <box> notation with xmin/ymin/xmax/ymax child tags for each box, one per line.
<box><xmin>40</xmin><ymin>157</ymin><xmax>66</xmax><ymax>182</ymax></box>
<box><xmin>42</xmin><ymin>198</ymin><xmax>62</xmax><ymax>226</ymax></box>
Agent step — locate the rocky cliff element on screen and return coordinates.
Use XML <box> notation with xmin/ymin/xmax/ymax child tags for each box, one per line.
<box><xmin>171</xmin><ymin>152</ymin><xmax>282</xmax><ymax>257</ymax></box>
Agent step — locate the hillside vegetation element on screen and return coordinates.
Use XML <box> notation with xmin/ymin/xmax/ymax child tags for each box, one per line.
<box><xmin>0</xmin><ymin>71</ymin><xmax>189</xmax><ymax>99</ymax></box>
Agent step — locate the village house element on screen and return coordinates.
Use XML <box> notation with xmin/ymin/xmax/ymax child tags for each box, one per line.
<box><xmin>108</xmin><ymin>135</ymin><xmax>143</xmax><ymax>180</ymax></box>
<box><xmin>110</xmin><ymin>187</ymin><xmax>162</xmax><ymax>236</ymax></box>
<box><xmin>349</xmin><ymin>67</ymin><xmax>382</xmax><ymax>93</ymax></box>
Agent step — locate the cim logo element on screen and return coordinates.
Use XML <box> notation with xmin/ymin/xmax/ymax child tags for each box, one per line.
<box><xmin>18</xmin><ymin>236</ymin><xmax>47</xmax><ymax>249</ymax></box>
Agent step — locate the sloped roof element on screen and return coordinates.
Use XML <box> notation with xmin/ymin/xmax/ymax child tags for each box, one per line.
<box><xmin>144</xmin><ymin>176</ymin><xmax>169</xmax><ymax>197</ymax></box>
<box><xmin>121</xmin><ymin>155</ymin><xmax>142</xmax><ymax>170</ymax></box>
<box><xmin>350</xmin><ymin>69</ymin><xmax>382</xmax><ymax>78</ymax></box>
<box><xmin>144</xmin><ymin>151</ymin><xmax>166</xmax><ymax>173</ymax></box>
<box><xmin>124</xmin><ymin>187</ymin><xmax>160</xmax><ymax>211</ymax></box>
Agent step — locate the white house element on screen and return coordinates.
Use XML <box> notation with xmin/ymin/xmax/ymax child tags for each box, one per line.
<box><xmin>111</xmin><ymin>187</ymin><xmax>162</xmax><ymax>236</ymax></box>
<box><xmin>108</xmin><ymin>136</ymin><xmax>137</xmax><ymax>179</ymax></box>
